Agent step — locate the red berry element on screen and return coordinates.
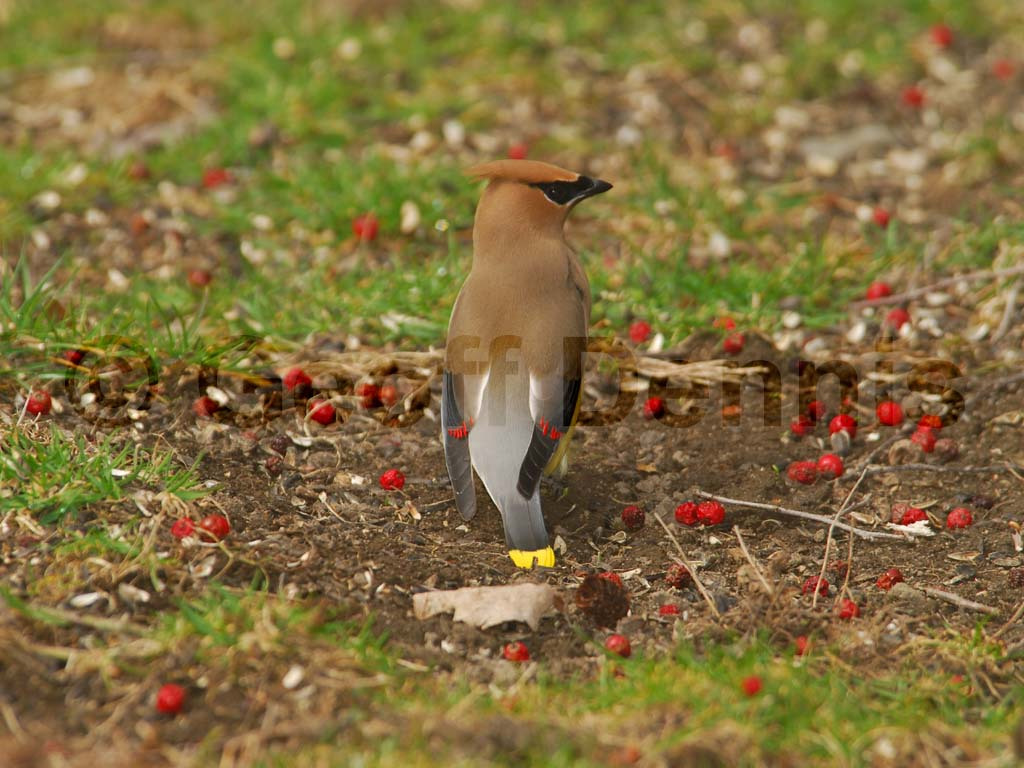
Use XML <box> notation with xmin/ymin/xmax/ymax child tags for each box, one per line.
<box><xmin>828</xmin><ymin>413</ymin><xmax>857</xmax><ymax>439</ymax></box>
<box><xmin>201</xmin><ymin>167</ymin><xmax>231</xmax><ymax>189</ymax></box>
<box><xmin>170</xmin><ymin>518</ymin><xmax>195</xmax><ymax>540</ymax></box>
<box><xmin>128</xmin><ymin>160</ymin><xmax>151</xmax><ymax>180</ymax></box>
<box><xmin>63</xmin><ymin>348</ymin><xmax>85</xmax><ymax>365</ymax></box>
<box><xmin>993</xmin><ymin>58</ymin><xmax>1015</xmax><ymax>80</ymax></box>
<box><xmin>658</xmin><ymin>604</ymin><xmax>681</xmax><ymax>616</ymax></box>
<box><xmin>946</xmin><ymin>507</ymin><xmax>973</xmax><ymax>529</ymax></box>
<box><xmin>741</xmin><ymin>676</ymin><xmax>762</xmax><ymax>696</ymax></box>
<box><xmin>155</xmin><ymin>683</ymin><xmax>186</xmax><ymax>715</ymax></box>
<box><xmin>283</xmin><ymin>367</ymin><xmax>312</xmax><ymax>391</ymax></box>
<box><xmin>918</xmin><ymin>414</ymin><xmax>943</xmax><ymax>430</ymax></box>
<box><xmin>876</xmin><ymin>567</ymin><xmax>904</xmax><ymax>591</ymax></box>
<box><xmin>713</xmin><ymin>316</ymin><xmax>737</xmax><ymax>331</ymax></box>
<box><xmin>355</xmin><ymin>381</ymin><xmax>380</xmax><ymax>409</ymax></box>
<box><xmin>192</xmin><ymin>396</ymin><xmax>219</xmax><ymax>418</ymax></box>
<box><xmin>865</xmin><ymin>281</ymin><xmax>892</xmax><ymax>300</ymax></box>
<box><xmin>802</xmin><ymin>575</ymin><xmax>829</xmax><ymax>597</ymax></box>
<box><xmin>794</xmin><ymin>636</ymin><xmax>809</xmax><ymax>656</ymax></box>
<box><xmin>876</xmin><ymin>400</ymin><xmax>903</xmax><ymax>426</ymax></box>
<box><xmin>308</xmin><ymin>398</ymin><xmax>335</xmax><ymax>425</ymax></box>
<box><xmin>816</xmin><ymin>453</ymin><xmax>844</xmax><ymax>479</ymax></box>
<box><xmin>643</xmin><ymin>396</ymin><xmax>664</xmax><ymax>420</ymax></box>
<box><xmin>911</xmin><ymin>426</ymin><xmax>936</xmax><ymax>452</ymax></box>
<box><xmin>837</xmin><ymin>598</ymin><xmax>860</xmax><ymax>619</ymax></box>
<box><xmin>605</xmin><ymin>633</ymin><xmax>632</xmax><ymax>658</ymax></box>
<box><xmin>665</xmin><ymin>563</ymin><xmax>692</xmax><ymax>589</ymax></box>
<box><xmin>930</xmin><ymin>23</ymin><xmax>953</xmax><ymax>48</ymax></box>
<box><xmin>806</xmin><ymin>401</ymin><xmax>827</xmax><ymax>422</ymax></box>
<box><xmin>674</xmin><ymin>501</ymin><xmax>699</xmax><ymax>526</ymax></box>
<box><xmin>902</xmin><ymin>85</ymin><xmax>925</xmax><ymax>108</ymax></box>
<box><xmin>722</xmin><ymin>332</ymin><xmax>745</xmax><ymax>355</ymax></box>
<box><xmin>885</xmin><ymin>307</ymin><xmax>911</xmax><ymax>330</ymax></box>
<box><xmin>502</xmin><ymin>641</ymin><xmax>530</xmax><ymax>662</ymax></box>
<box><xmin>507</xmin><ymin>143</ymin><xmax>529</xmax><ymax>160</ymax></box>
<box><xmin>790</xmin><ymin>415</ymin><xmax>814</xmax><ymax>436</ymax></box>
<box><xmin>352</xmin><ymin>213</ymin><xmax>379</xmax><ymax>241</ymax></box>
<box><xmin>379</xmin><ymin>468</ymin><xmax>406</xmax><ymax>491</ymax></box>
<box><xmin>198</xmin><ymin>514</ymin><xmax>230</xmax><ymax>541</ymax></box>
<box><xmin>187</xmin><ymin>269</ymin><xmax>212</xmax><ymax>287</ymax></box>
<box><xmin>25</xmin><ymin>390</ymin><xmax>52</xmax><ymax>416</ymax></box>
<box><xmin>598</xmin><ymin>571</ymin><xmax>623</xmax><ymax>588</ymax></box>
<box><xmin>621</xmin><ymin>505</ymin><xmax>645</xmax><ymax>530</ymax></box>
<box><xmin>379</xmin><ymin>384</ymin><xmax>399</xmax><ymax>407</ymax></box>
<box><xmin>628</xmin><ymin>320</ymin><xmax>651</xmax><ymax>344</ymax></box>
<box><xmin>786</xmin><ymin>460</ymin><xmax>818</xmax><ymax>485</ymax></box>
<box><xmin>900</xmin><ymin>507</ymin><xmax>928</xmax><ymax>526</ymax></box>
<box><xmin>696</xmin><ymin>500</ymin><xmax>725</xmax><ymax>526</ymax></box>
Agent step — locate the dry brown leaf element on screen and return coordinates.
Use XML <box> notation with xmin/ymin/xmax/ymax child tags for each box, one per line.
<box><xmin>412</xmin><ymin>583</ymin><xmax>558</xmax><ymax>630</ymax></box>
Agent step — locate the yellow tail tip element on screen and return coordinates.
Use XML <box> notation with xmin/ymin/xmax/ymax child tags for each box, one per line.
<box><xmin>508</xmin><ymin>547</ymin><xmax>556</xmax><ymax>569</ymax></box>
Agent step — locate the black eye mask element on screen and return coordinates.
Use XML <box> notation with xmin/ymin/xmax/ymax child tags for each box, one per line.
<box><xmin>531</xmin><ymin>176</ymin><xmax>597</xmax><ymax>205</ymax></box>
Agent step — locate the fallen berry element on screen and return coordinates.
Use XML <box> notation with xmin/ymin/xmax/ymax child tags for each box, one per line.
<box><xmin>201</xmin><ymin>167</ymin><xmax>231</xmax><ymax>189</ymax></box>
<box><xmin>884</xmin><ymin>307</ymin><xmax>911</xmax><ymax>330</ymax></box>
<box><xmin>379</xmin><ymin>468</ymin><xmax>406</xmax><ymax>491</ymax></box>
<box><xmin>643</xmin><ymin>396</ymin><xmax>665</xmax><ymax>420</ymax></box>
<box><xmin>865</xmin><ymin>281</ymin><xmax>892</xmax><ymax>300</ymax></box>
<box><xmin>794</xmin><ymin>636</ymin><xmax>809</xmax><ymax>656</ymax></box>
<box><xmin>607</xmin><ymin>746</ymin><xmax>642</xmax><ymax>766</ymax></box>
<box><xmin>502</xmin><ymin>641</ymin><xmax>530</xmax><ymax>662</ymax></box>
<box><xmin>25</xmin><ymin>390</ymin><xmax>52</xmax><ymax>416</ymax></box>
<box><xmin>264</xmin><ymin>455</ymin><xmax>283</xmax><ymax>476</ymax></box>
<box><xmin>674</xmin><ymin>501</ymin><xmax>699</xmax><ymax>526</ymax></box>
<box><xmin>786</xmin><ymin>460</ymin><xmax>818</xmax><ymax>485</ymax></box>
<box><xmin>576</xmin><ymin>574</ymin><xmax>630</xmax><ymax>627</ymax></box>
<box><xmin>802</xmin><ymin>575</ymin><xmax>829</xmax><ymax>597</ymax></box>
<box><xmin>876</xmin><ymin>567</ymin><xmax>904</xmax><ymax>591</ymax></box>
<box><xmin>829</xmin><ymin>560</ymin><xmax>849</xmax><ymax>578</ymax></box>
<box><xmin>900</xmin><ymin>507</ymin><xmax>928</xmax><ymax>526</ymax></box>
<box><xmin>507</xmin><ymin>143</ymin><xmax>529</xmax><ymax>160</ymax></box>
<box><xmin>198</xmin><ymin>514</ymin><xmax>230</xmax><ymax>541</ymax></box>
<box><xmin>713</xmin><ymin>316</ymin><xmax>737</xmax><ymax>331</ymax></box>
<box><xmin>352</xmin><ymin>212</ymin><xmax>379</xmax><ymax>241</ymax></box>
<box><xmin>741</xmin><ymin>676</ymin><xmax>762</xmax><ymax>696</ymax></box>
<box><xmin>930</xmin><ymin>23</ymin><xmax>953</xmax><ymax>47</ymax></box>
<box><xmin>933</xmin><ymin>437</ymin><xmax>959</xmax><ymax>461</ymax></box>
<box><xmin>816</xmin><ymin>453</ymin><xmax>844</xmax><ymax>479</ymax></box>
<box><xmin>722</xmin><ymin>332</ymin><xmax>745</xmax><ymax>355</ymax></box>
<box><xmin>946</xmin><ymin>507</ymin><xmax>973</xmax><ymax>529</ymax></box>
<box><xmin>696</xmin><ymin>500</ymin><xmax>725</xmax><ymax>526</ymax></box>
<box><xmin>876</xmin><ymin>400</ymin><xmax>904</xmax><ymax>426</ymax></box>
<box><xmin>192</xmin><ymin>396</ymin><xmax>219</xmax><ymax>418</ymax></box>
<box><xmin>628</xmin><ymin>320</ymin><xmax>652</xmax><ymax>344</ymax></box>
<box><xmin>605</xmin><ymin>633</ymin><xmax>632</xmax><ymax>658</ymax></box>
<box><xmin>187</xmin><ymin>269</ymin><xmax>212</xmax><ymax>287</ymax></box>
<box><xmin>665</xmin><ymin>563</ymin><xmax>692</xmax><ymax>589</ymax></box>
<box><xmin>155</xmin><ymin>683</ymin><xmax>186</xmax><ymax>715</ymax></box>
<box><xmin>598</xmin><ymin>571</ymin><xmax>623</xmax><ymax>588</ymax></box>
<box><xmin>170</xmin><ymin>518</ymin><xmax>195</xmax><ymax>540</ymax></box>
<box><xmin>910</xmin><ymin>426</ymin><xmax>936</xmax><ymax>452</ymax></box>
<box><xmin>992</xmin><ymin>58</ymin><xmax>1015</xmax><ymax>81</ymax></box>
<box><xmin>837</xmin><ymin>598</ymin><xmax>860</xmax><ymax>619</ymax></box>
<box><xmin>379</xmin><ymin>383</ymin><xmax>399</xmax><ymax>407</ymax></box>
<box><xmin>307</xmin><ymin>398</ymin><xmax>335</xmax><ymax>425</ymax></box>
<box><xmin>806</xmin><ymin>400</ymin><xmax>827</xmax><ymax>422</ymax></box>
<box><xmin>63</xmin><ymin>348</ymin><xmax>85</xmax><ymax>365</ymax></box>
<box><xmin>790</xmin><ymin>415</ymin><xmax>814</xmax><ymax>436</ymax></box>
<box><xmin>872</xmin><ymin>207</ymin><xmax>891</xmax><ymax>228</ymax></box>
<box><xmin>128</xmin><ymin>160</ymin><xmax>151</xmax><ymax>180</ymax></box>
<box><xmin>269</xmin><ymin>434</ymin><xmax>291</xmax><ymax>455</ymax></box>
<box><xmin>902</xmin><ymin>85</ymin><xmax>925</xmax><ymax>108</ymax></box>
<box><xmin>658</xmin><ymin>604</ymin><xmax>681</xmax><ymax>616</ymax></box>
<box><xmin>621</xmin><ymin>505</ymin><xmax>645</xmax><ymax>530</ymax></box>
<box><xmin>918</xmin><ymin>414</ymin><xmax>943</xmax><ymax>430</ymax></box>
<box><xmin>354</xmin><ymin>381</ymin><xmax>380</xmax><ymax>409</ymax></box>
<box><xmin>828</xmin><ymin>413</ymin><xmax>857</xmax><ymax>439</ymax></box>
<box><xmin>283</xmin><ymin>367</ymin><xmax>312</xmax><ymax>391</ymax></box>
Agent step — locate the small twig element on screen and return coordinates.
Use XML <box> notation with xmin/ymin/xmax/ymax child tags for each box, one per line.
<box><xmin>694</xmin><ymin>490</ymin><xmax>908</xmax><ymax>541</ymax></box>
<box><xmin>850</xmin><ymin>264</ymin><xmax>1024</xmax><ymax>308</ymax></box>
<box><xmin>921</xmin><ymin>587</ymin><xmax>1000</xmax><ymax>616</ymax></box>
<box><xmin>993</xmin><ymin>600</ymin><xmax>1024</xmax><ymax>637</ymax></box>
<box><xmin>732</xmin><ymin>526</ymin><xmax>774</xmax><ymax>599</ymax></box>
<box><xmin>813</xmin><ymin>466</ymin><xmax>869</xmax><ymax>609</ymax></box>
<box><xmin>652</xmin><ymin>512</ymin><xmax>720</xmax><ymax>617</ymax></box>
<box><xmin>992</xmin><ymin>280</ymin><xmax>1020</xmax><ymax>342</ymax></box>
<box><xmin>838</xmin><ymin>463</ymin><xmax>1022</xmax><ymax>479</ymax></box>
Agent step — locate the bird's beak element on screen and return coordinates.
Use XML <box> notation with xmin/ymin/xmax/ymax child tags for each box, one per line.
<box><xmin>584</xmin><ymin>178</ymin><xmax>613</xmax><ymax>198</ymax></box>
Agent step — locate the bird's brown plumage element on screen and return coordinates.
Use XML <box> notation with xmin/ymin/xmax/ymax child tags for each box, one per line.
<box><xmin>442</xmin><ymin>159</ymin><xmax>611</xmax><ymax>568</ymax></box>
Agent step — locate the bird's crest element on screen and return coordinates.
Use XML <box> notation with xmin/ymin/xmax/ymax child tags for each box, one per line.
<box><xmin>466</xmin><ymin>159</ymin><xmax>579</xmax><ymax>185</ymax></box>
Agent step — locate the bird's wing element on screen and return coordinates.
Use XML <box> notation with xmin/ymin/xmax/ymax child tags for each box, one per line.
<box><xmin>442</xmin><ymin>369</ymin><xmax>480</xmax><ymax>520</ymax></box>
<box><xmin>515</xmin><ymin>365</ymin><xmax>583</xmax><ymax>499</ymax></box>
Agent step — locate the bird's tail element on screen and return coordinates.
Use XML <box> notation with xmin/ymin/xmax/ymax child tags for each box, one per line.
<box><xmin>499</xmin><ymin>488</ymin><xmax>555</xmax><ymax>569</ymax></box>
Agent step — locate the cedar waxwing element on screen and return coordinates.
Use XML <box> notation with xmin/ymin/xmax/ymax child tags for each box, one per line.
<box><xmin>442</xmin><ymin>159</ymin><xmax>612</xmax><ymax>569</ymax></box>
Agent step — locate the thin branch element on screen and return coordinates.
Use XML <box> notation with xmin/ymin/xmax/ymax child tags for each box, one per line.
<box><xmin>850</xmin><ymin>264</ymin><xmax>1024</xmax><ymax>308</ymax></box>
<box><xmin>837</xmin><ymin>463</ymin><xmax>1022</xmax><ymax>480</ymax></box>
<box><xmin>694</xmin><ymin>490</ymin><xmax>910</xmax><ymax>541</ymax></box>
<box><xmin>993</xmin><ymin>600</ymin><xmax>1024</xmax><ymax>637</ymax></box>
<box><xmin>813</xmin><ymin>466</ymin><xmax>869</xmax><ymax>609</ymax></box>
<box><xmin>921</xmin><ymin>587</ymin><xmax>1000</xmax><ymax>616</ymax></box>
<box><xmin>652</xmin><ymin>512</ymin><xmax>720</xmax><ymax>617</ymax></box>
<box><xmin>992</xmin><ymin>279</ymin><xmax>1020</xmax><ymax>342</ymax></box>
<box><xmin>732</xmin><ymin>526</ymin><xmax>774</xmax><ymax>599</ymax></box>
